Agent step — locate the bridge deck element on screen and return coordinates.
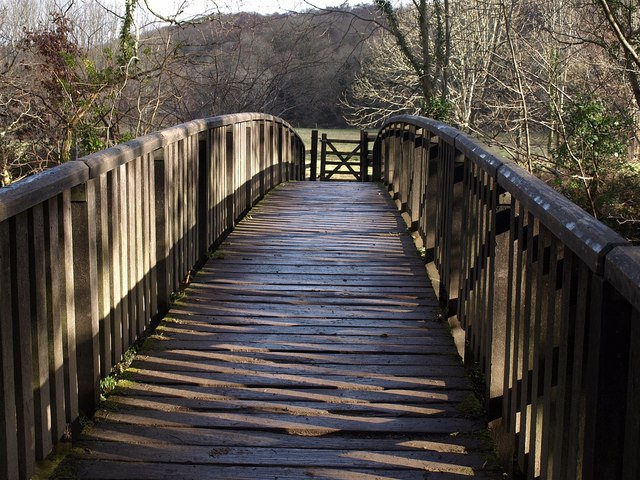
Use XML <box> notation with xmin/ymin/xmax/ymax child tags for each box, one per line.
<box><xmin>57</xmin><ymin>182</ymin><xmax>499</xmax><ymax>479</ymax></box>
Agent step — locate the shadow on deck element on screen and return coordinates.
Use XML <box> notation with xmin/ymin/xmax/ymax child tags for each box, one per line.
<box><xmin>53</xmin><ymin>182</ymin><xmax>500</xmax><ymax>479</ymax></box>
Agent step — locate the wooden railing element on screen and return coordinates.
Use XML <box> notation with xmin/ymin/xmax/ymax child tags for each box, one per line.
<box><xmin>373</xmin><ymin>115</ymin><xmax>640</xmax><ymax>480</ymax></box>
<box><xmin>0</xmin><ymin>113</ymin><xmax>304</xmax><ymax>479</ymax></box>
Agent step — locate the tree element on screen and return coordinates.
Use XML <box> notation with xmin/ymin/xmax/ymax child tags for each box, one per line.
<box><xmin>344</xmin><ymin>0</ymin><xmax>500</xmax><ymax>128</ymax></box>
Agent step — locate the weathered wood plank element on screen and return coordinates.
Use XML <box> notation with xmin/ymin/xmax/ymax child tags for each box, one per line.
<box><xmin>91</xmin><ymin>408</ymin><xmax>482</xmax><ymax>434</ymax></box>
<box><xmin>135</xmin><ymin>349</ymin><xmax>462</xmax><ymax>366</ymax></box>
<box><xmin>78</xmin><ymin>424</ymin><xmax>489</xmax><ymax>451</ymax></box>
<box><xmin>62</xmin><ymin>461</ymin><xmax>498</xmax><ymax>480</ymax></box>
<box><xmin>110</xmin><ymin>383</ymin><xmax>470</xmax><ymax>404</ymax></box>
<box><xmin>71</xmin><ymin>442</ymin><xmax>487</xmax><ymax>472</ymax></box>
<box><xmin>147</xmin><ymin>340</ymin><xmax>457</xmax><ymax>355</ymax></box>
<box><xmin>154</xmin><ymin>321</ymin><xmax>450</xmax><ymax>338</ymax></box>
<box><xmin>102</xmin><ymin>394</ymin><xmax>462</xmax><ymax>415</ymax></box>
<box><xmin>0</xmin><ymin>220</ymin><xmax>19</xmax><ymax>479</ymax></box>
<box><xmin>125</xmin><ymin>368</ymin><xmax>469</xmax><ymax>389</ymax></box>
<box><xmin>131</xmin><ymin>355</ymin><xmax>467</xmax><ymax>378</ymax></box>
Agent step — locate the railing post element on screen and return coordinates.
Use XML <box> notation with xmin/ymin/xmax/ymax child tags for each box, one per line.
<box><xmin>407</xmin><ymin>128</ymin><xmax>422</xmax><ymax>230</ymax></box>
<box><xmin>245</xmin><ymin>126</ymin><xmax>253</xmax><ymax>210</ymax></box>
<box><xmin>320</xmin><ymin>133</ymin><xmax>327</xmax><ymax>181</ymax></box>
<box><xmin>94</xmin><ymin>175</ymin><xmax>112</xmax><ymax>376</ymax></box>
<box><xmin>259</xmin><ymin>121</ymin><xmax>266</xmax><ymax>198</ymax></box>
<box><xmin>296</xmin><ymin>133</ymin><xmax>305</xmax><ymax>180</ymax></box>
<box><xmin>423</xmin><ymin>136</ymin><xmax>439</xmax><ymax>263</ymax></box>
<box><xmin>399</xmin><ymin>127</ymin><xmax>412</xmax><ymax>209</ymax></box>
<box><xmin>486</xmin><ymin>189</ymin><xmax>512</xmax><ymax>419</ymax></box>
<box><xmin>154</xmin><ymin>148</ymin><xmax>170</xmax><ymax>315</ymax></box>
<box><xmin>277</xmin><ymin>123</ymin><xmax>284</xmax><ymax>184</ymax></box>
<box><xmin>10</xmin><ymin>211</ymin><xmax>35</xmax><ymax>479</ymax></box>
<box><xmin>0</xmin><ymin>220</ymin><xmax>18</xmax><ymax>480</ymax></box>
<box><xmin>198</xmin><ymin>131</ymin><xmax>210</xmax><ymax>260</ymax></box>
<box><xmin>583</xmin><ymin>275</ymin><xmax>632</xmax><ymax>480</ymax></box>
<box><xmin>372</xmin><ymin>136</ymin><xmax>382</xmax><ymax>182</ymax></box>
<box><xmin>360</xmin><ymin>130</ymin><xmax>369</xmax><ymax>182</ymax></box>
<box><xmin>70</xmin><ymin>180</ymin><xmax>100</xmax><ymax>416</ymax></box>
<box><xmin>310</xmin><ymin>130</ymin><xmax>318</xmax><ymax>181</ymax></box>
<box><xmin>226</xmin><ymin>126</ymin><xmax>235</xmax><ymax>232</ymax></box>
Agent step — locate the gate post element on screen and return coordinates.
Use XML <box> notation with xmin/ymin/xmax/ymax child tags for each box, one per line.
<box><xmin>310</xmin><ymin>130</ymin><xmax>318</xmax><ymax>181</ymax></box>
<box><xmin>360</xmin><ymin>130</ymin><xmax>369</xmax><ymax>182</ymax></box>
<box><xmin>320</xmin><ymin>133</ymin><xmax>328</xmax><ymax>181</ymax></box>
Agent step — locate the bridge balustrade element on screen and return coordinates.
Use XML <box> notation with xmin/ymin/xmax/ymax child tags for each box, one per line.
<box><xmin>374</xmin><ymin>115</ymin><xmax>640</xmax><ymax>480</ymax></box>
<box><xmin>0</xmin><ymin>113</ymin><xmax>304</xmax><ymax>479</ymax></box>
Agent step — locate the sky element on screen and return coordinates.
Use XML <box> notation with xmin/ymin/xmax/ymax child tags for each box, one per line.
<box><xmin>147</xmin><ymin>0</ymin><xmax>372</xmax><ymax>19</ymax></box>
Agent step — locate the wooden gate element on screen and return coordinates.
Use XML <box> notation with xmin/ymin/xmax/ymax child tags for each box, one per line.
<box><xmin>309</xmin><ymin>130</ymin><xmax>370</xmax><ymax>181</ymax></box>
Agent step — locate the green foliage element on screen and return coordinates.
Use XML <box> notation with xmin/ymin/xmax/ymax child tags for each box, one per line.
<box><xmin>557</xmin><ymin>96</ymin><xmax>630</xmax><ymax>162</ymax></box>
<box><xmin>99</xmin><ymin>376</ymin><xmax>118</xmax><ymax>399</ymax></box>
<box><xmin>420</xmin><ymin>96</ymin><xmax>453</xmax><ymax>122</ymax></box>
<box><xmin>553</xmin><ymin>95</ymin><xmax>633</xmax><ymax>221</ymax></box>
<box><xmin>459</xmin><ymin>392</ymin><xmax>485</xmax><ymax>418</ymax></box>
<box><xmin>118</xmin><ymin>0</ymin><xmax>137</xmax><ymax>68</ymax></box>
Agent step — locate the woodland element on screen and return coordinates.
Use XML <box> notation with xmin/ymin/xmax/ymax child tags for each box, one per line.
<box><xmin>0</xmin><ymin>0</ymin><xmax>638</xmax><ymax>242</ymax></box>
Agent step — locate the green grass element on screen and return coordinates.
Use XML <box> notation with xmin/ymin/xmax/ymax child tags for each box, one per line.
<box><xmin>295</xmin><ymin>127</ymin><xmax>376</xmax><ymax>149</ymax></box>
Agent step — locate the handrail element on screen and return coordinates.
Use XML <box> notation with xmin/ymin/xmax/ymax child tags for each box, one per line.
<box><xmin>373</xmin><ymin>115</ymin><xmax>640</xmax><ymax>480</ymax></box>
<box><xmin>0</xmin><ymin>113</ymin><xmax>305</xmax><ymax>479</ymax></box>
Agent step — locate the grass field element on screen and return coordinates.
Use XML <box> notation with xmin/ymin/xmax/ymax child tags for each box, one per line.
<box><xmin>294</xmin><ymin>128</ymin><xmax>375</xmax><ymax>149</ymax></box>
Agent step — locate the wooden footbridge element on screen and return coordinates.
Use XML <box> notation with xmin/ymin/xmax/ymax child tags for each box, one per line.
<box><xmin>1</xmin><ymin>113</ymin><xmax>639</xmax><ymax>480</ymax></box>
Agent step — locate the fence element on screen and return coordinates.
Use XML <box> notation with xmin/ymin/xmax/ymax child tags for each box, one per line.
<box><xmin>0</xmin><ymin>113</ymin><xmax>304</xmax><ymax>479</ymax></box>
<box><xmin>306</xmin><ymin>129</ymin><xmax>370</xmax><ymax>181</ymax></box>
<box><xmin>373</xmin><ymin>115</ymin><xmax>640</xmax><ymax>480</ymax></box>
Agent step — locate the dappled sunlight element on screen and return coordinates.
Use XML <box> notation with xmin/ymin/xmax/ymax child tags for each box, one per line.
<box><xmin>108</xmin><ymin>390</ymin><xmax>450</xmax><ymax>418</ymax></box>
<box><xmin>135</xmin><ymin>352</ymin><xmax>459</xmax><ymax>389</ymax></box>
<box><xmin>131</xmin><ymin>362</ymin><xmax>455</xmax><ymax>390</ymax></box>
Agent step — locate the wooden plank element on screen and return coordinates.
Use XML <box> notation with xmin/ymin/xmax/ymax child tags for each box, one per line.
<box><xmin>148</xmin><ymin>340</ymin><xmax>456</xmax><ymax>355</ymax></box>
<box><xmin>91</xmin><ymin>408</ymin><xmax>481</xmax><ymax>434</ymax></box>
<box><xmin>110</xmin><ymin>384</ymin><xmax>471</xmax><ymax>404</ymax></box>
<box><xmin>71</xmin><ymin>442</ymin><xmax>487</xmax><ymax>472</ymax></box>
<box><xmin>13</xmin><ymin>211</ymin><xmax>36</xmax><ymax>479</ymax></box>
<box><xmin>125</xmin><ymin>368</ymin><xmax>469</xmax><ymax>390</ymax></box>
<box><xmin>0</xmin><ymin>220</ymin><xmax>19</xmax><ymax>479</ymax></box>
<box><xmin>140</xmin><ymin>349</ymin><xmax>463</xmax><ymax>367</ymax></box>
<box><xmin>131</xmin><ymin>355</ymin><xmax>467</xmax><ymax>378</ymax></box>
<box><xmin>64</xmin><ymin>461</ymin><xmax>498</xmax><ymax>480</ymax></box>
<box><xmin>155</xmin><ymin>321</ymin><xmax>449</xmax><ymax>338</ymax></box>
<box><xmin>134</xmin><ymin>155</ymin><xmax>145</xmax><ymax>337</ymax></box>
<box><xmin>60</xmin><ymin>190</ymin><xmax>79</xmax><ymax>423</ymax></box>
<box><xmin>78</xmin><ymin>425</ymin><xmax>489</xmax><ymax>451</ymax></box>
<box><xmin>119</xmin><ymin>163</ymin><xmax>131</xmax><ymax>350</ymax></box>
<box><xmin>71</xmin><ymin>180</ymin><xmax>100</xmax><ymax>414</ymax></box>
<box><xmin>102</xmin><ymin>395</ymin><xmax>461</xmax><ymax>417</ymax></box>
<box><xmin>150</xmin><ymin>330</ymin><xmax>454</xmax><ymax>347</ymax></box>
<box><xmin>175</xmin><ymin>292</ymin><xmax>435</xmax><ymax>307</ymax></box>
<box><xmin>95</xmin><ymin>174</ymin><xmax>112</xmax><ymax>376</ymax></box>
<box><xmin>169</xmin><ymin>303</ymin><xmax>438</xmax><ymax>320</ymax></box>
<box><xmin>45</xmin><ymin>196</ymin><xmax>67</xmax><ymax>442</ymax></box>
<box><xmin>30</xmin><ymin>203</ymin><xmax>53</xmax><ymax>459</ymax></box>
<box><xmin>163</xmin><ymin>313</ymin><xmax>440</xmax><ymax>329</ymax></box>
<box><xmin>0</xmin><ymin>161</ymin><xmax>88</xmax><ymax>223</ymax></box>
<box><xmin>126</xmin><ymin>160</ymin><xmax>137</xmax><ymax>345</ymax></box>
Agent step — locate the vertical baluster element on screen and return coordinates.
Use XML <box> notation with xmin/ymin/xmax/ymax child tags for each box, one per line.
<box><xmin>71</xmin><ymin>180</ymin><xmax>99</xmax><ymax>416</ymax></box>
<box><xmin>0</xmin><ymin>219</ymin><xmax>18</xmax><ymax>479</ymax></box>
<box><xmin>44</xmin><ymin>196</ymin><xmax>67</xmax><ymax>443</ymax></box>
